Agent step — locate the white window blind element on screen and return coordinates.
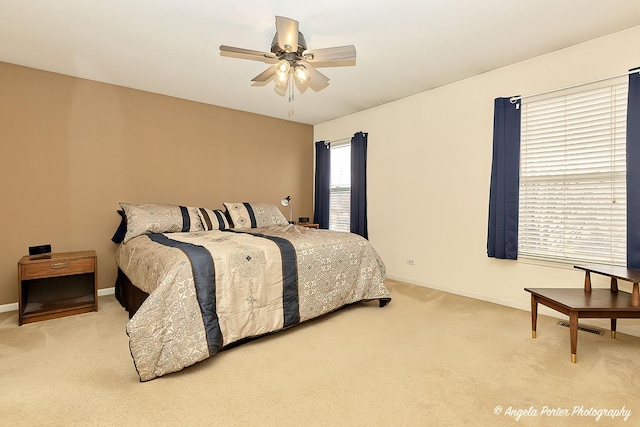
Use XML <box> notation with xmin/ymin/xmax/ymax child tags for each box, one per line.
<box><xmin>329</xmin><ymin>144</ymin><xmax>350</xmax><ymax>232</ymax></box>
<box><xmin>518</xmin><ymin>82</ymin><xmax>628</xmax><ymax>266</ymax></box>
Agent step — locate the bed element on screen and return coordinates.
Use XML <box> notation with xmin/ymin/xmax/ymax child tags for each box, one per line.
<box><xmin>113</xmin><ymin>202</ymin><xmax>391</xmax><ymax>381</ymax></box>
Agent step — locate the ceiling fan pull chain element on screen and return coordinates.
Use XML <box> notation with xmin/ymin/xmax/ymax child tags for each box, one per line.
<box><xmin>288</xmin><ymin>73</ymin><xmax>294</xmax><ymax>102</ymax></box>
<box><xmin>288</xmin><ymin>73</ymin><xmax>295</xmax><ymax>116</ymax></box>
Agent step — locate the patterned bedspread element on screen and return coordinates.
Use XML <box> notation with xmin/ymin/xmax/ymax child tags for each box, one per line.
<box><xmin>116</xmin><ymin>225</ymin><xmax>390</xmax><ymax>381</ymax></box>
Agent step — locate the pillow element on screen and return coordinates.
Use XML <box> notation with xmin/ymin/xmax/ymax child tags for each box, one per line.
<box><xmin>119</xmin><ymin>203</ymin><xmax>204</xmax><ymax>243</ymax></box>
<box><xmin>111</xmin><ymin>210</ymin><xmax>127</xmax><ymax>244</ymax></box>
<box><xmin>197</xmin><ymin>208</ymin><xmax>230</xmax><ymax>231</ymax></box>
<box><xmin>223</xmin><ymin>202</ymin><xmax>289</xmax><ymax>229</ymax></box>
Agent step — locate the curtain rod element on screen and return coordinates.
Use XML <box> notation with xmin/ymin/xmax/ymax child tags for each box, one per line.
<box><xmin>510</xmin><ymin>68</ymin><xmax>640</xmax><ymax>104</ymax></box>
<box><xmin>323</xmin><ymin>131</ymin><xmax>366</xmax><ymax>146</ymax></box>
<box><xmin>326</xmin><ymin>137</ymin><xmax>351</xmax><ymax>146</ymax></box>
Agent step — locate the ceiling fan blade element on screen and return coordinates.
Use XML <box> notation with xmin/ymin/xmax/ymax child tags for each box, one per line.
<box><xmin>220</xmin><ymin>45</ymin><xmax>277</xmax><ymax>60</ymax></box>
<box><xmin>251</xmin><ymin>65</ymin><xmax>277</xmax><ymax>82</ymax></box>
<box><xmin>275</xmin><ymin>16</ymin><xmax>299</xmax><ymax>53</ymax></box>
<box><xmin>303</xmin><ymin>45</ymin><xmax>356</xmax><ymax>63</ymax></box>
<box><xmin>300</xmin><ymin>62</ymin><xmax>329</xmax><ymax>87</ymax></box>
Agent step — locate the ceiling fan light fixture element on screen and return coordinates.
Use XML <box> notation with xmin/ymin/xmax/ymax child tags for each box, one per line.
<box><xmin>294</xmin><ymin>64</ymin><xmax>310</xmax><ymax>83</ymax></box>
<box><xmin>275</xmin><ymin>59</ymin><xmax>291</xmax><ymax>85</ymax></box>
<box><xmin>276</xmin><ymin>59</ymin><xmax>290</xmax><ymax>74</ymax></box>
<box><xmin>276</xmin><ymin>72</ymin><xmax>289</xmax><ymax>86</ymax></box>
<box><xmin>277</xmin><ymin>73</ymin><xmax>289</xmax><ymax>85</ymax></box>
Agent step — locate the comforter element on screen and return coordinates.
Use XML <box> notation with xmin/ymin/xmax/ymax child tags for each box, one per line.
<box><xmin>116</xmin><ymin>225</ymin><xmax>390</xmax><ymax>381</ymax></box>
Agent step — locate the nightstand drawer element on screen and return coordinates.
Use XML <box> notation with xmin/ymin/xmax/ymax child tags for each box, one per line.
<box><xmin>20</xmin><ymin>257</ymin><xmax>95</xmax><ymax>280</ymax></box>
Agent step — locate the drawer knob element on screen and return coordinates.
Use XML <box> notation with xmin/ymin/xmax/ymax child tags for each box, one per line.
<box><xmin>50</xmin><ymin>262</ymin><xmax>69</xmax><ymax>269</ymax></box>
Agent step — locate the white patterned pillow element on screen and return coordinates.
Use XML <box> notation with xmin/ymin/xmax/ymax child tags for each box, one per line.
<box><xmin>119</xmin><ymin>203</ymin><xmax>204</xmax><ymax>243</ymax></box>
<box><xmin>197</xmin><ymin>208</ymin><xmax>230</xmax><ymax>231</ymax></box>
<box><xmin>223</xmin><ymin>202</ymin><xmax>289</xmax><ymax>229</ymax></box>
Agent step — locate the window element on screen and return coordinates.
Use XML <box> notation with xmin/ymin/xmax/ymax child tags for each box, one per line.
<box><xmin>329</xmin><ymin>144</ymin><xmax>350</xmax><ymax>231</ymax></box>
<box><xmin>518</xmin><ymin>81</ymin><xmax>628</xmax><ymax>266</ymax></box>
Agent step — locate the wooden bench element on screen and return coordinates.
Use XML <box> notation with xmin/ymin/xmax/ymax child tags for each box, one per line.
<box><xmin>525</xmin><ymin>264</ymin><xmax>640</xmax><ymax>363</ymax></box>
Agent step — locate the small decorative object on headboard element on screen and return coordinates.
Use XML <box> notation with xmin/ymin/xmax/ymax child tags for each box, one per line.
<box><xmin>298</xmin><ymin>217</ymin><xmax>309</xmax><ymax>224</ymax></box>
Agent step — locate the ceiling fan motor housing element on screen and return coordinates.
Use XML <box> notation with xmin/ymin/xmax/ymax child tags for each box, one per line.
<box><xmin>271</xmin><ymin>32</ymin><xmax>307</xmax><ymax>59</ymax></box>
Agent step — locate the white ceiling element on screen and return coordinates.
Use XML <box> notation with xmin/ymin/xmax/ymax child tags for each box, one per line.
<box><xmin>2</xmin><ymin>1</ymin><xmax>640</xmax><ymax>125</ymax></box>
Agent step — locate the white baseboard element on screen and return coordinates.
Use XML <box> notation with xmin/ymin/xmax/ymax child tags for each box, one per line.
<box><xmin>98</xmin><ymin>287</ymin><xmax>115</xmax><ymax>296</ymax></box>
<box><xmin>386</xmin><ymin>274</ymin><xmax>640</xmax><ymax>338</ymax></box>
<box><xmin>0</xmin><ymin>302</ymin><xmax>18</xmax><ymax>313</ymax></box>
<box><xmin>0</xmin><ymin>287</ymin><xmax>115</xmax><ymax>314</ymax></box>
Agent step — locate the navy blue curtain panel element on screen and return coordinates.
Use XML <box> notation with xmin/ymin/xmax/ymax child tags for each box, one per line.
<box><xmin>627</xmin><ymin>68</ymin><xmax>640</xmax><ymax>268</ymax></box>
<box><xmin>313</xmin><ymin>141</ymin><xmax>331</xmax><ymax>229</ymax></box>
<box><xmin>487</xmin><ymin>97</ymin><xmax>521</xmax><ymax>259</ymax></box>
<box><xmin>350</xmin><ymin>132</ymin><xmax>368</xmax><ymax>239</ymax></box>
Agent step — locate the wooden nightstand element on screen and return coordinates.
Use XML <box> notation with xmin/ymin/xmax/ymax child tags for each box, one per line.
<box><xmin>298</xmin><ymin>223</ymin><xmax>319</xmax><ymax>229</ymax></box>
<box><xmin>18</xmin><ymin>250</ymin><xmax>98</xmax><ymax>325</ymax></box>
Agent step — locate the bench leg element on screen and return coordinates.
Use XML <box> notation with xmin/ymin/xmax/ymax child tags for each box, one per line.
<box><xmin>570</xmin><ymin>311</ymin><xmax>578</xmax><ymax>363</ymax></box>
<box><xmin>531</xmin><ymin>295</ymin><xmax>538</xmax><ymax>339</ymax></box>
<box><xmin>611</xmin><ymin>278</ymin><xmax>619</xmax><ymax>338</ymax></box>
<box><xmin>611</xmin><ymin>318</ymin><xmax>617</xmax><ymax>339</ymax></box>
<box><xmin>584</xmin><ymin>271</ymin><xmax>591</xmax><ymax>291</ymax></box>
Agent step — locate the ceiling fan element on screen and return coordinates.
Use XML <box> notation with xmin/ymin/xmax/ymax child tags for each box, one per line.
<box><xmin>219</xmin><ymin>16</ymin><xmax>356</xmax><ymax>92</ymax></box>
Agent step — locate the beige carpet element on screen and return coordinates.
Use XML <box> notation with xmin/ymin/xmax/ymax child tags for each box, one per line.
<box><xmin>1</xmin><ymin>279</ymin><xmax>639</xmax><ymax>426</ymax></box>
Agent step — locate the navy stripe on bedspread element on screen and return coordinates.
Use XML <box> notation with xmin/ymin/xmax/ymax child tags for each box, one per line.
<box><xmin>148</xmin><ymin>233</ymin><xmax>222</xmax><ymax>355</ymax></box>
<box><xmin>226</xmin><ymin>229</ymin><xmax>300</xmax><ymax>327</ymax></box>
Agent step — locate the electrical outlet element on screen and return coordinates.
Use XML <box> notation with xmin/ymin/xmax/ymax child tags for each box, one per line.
<box><xmin>407</xmin><ymin>258</ymin><xmax>415</xmax><ymax>266</ymax></box>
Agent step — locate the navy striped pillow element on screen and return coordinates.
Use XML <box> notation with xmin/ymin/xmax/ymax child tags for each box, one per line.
<box><xmin>198</xmin><ymin>208</ymin><xmax>230</xmax><ymax>230</ymax></box>
<box><xmin>119</xmin><ymin>203</ymin><xmax>204</xmax><ymax>243</ymax></box>
<box><xmin>223</xmin><ymin>202</ymin><xmax>288</xmax><ymax>228</ymax></box>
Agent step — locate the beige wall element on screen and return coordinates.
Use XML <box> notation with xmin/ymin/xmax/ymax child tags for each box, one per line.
<box><xmin>315</xmin><ymin>26</ymin><xmax>640</xmax><ymax>335</ymax></box>
<box><xmin>0</xmin><ymin>62</ymin><xmax>313</xmax><ymax>306</ymax></box>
